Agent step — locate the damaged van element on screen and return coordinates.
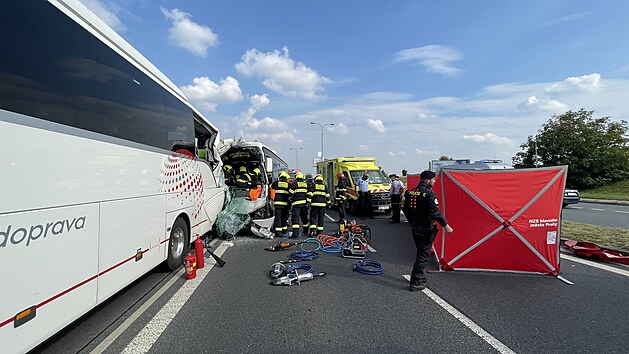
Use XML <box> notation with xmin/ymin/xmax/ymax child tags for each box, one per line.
<box><xmin>217</xmin><ymin>138</ymin><xmax>288</xmax><ymax>238</ymax></box>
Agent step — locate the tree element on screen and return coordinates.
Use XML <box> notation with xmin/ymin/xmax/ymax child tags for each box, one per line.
<box><xmin>513</xmin><ymin>109</ymin><xmax>629</xmax><ymax>189</ymax></box>
<box><xmin>402</xmin><ymin>169</ymin><xmax>407</xmax><ymax>176</ymax></box>
<box><xmin>439</xmin><ymin>156</ymin><xmax>453</xmax><ymax>161</ymax></box>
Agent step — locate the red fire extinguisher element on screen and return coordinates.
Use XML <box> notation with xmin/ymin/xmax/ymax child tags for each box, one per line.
<box><xmin>194</xmin><ymin>238</ymin><xmax>205</xmax><ymax>269</ymax></box>
<box><xmin>185</xmin><ymin>254</ymin><xmax>196</xmax><ymax>280</ymax></box>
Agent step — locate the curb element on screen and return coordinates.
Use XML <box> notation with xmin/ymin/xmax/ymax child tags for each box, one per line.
<box><xmin>580</xmin><ymin>198</ymin><xmax>629</xmax><ymax>206</ymax></box>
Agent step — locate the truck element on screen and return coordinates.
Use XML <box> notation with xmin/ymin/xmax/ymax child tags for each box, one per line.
<box><xmin>316</xmin><ymin>157</ymin><xmax>391</xmax><ymax>214</ymax></box>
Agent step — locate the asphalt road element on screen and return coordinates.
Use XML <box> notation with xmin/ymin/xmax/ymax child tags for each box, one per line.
<box><xmin>34</xmin><ymin>212</ymin><xmax>629</xmax><ymax>354</ymax></box>
<box><xmin>562</xmin><ymin>202</ymin><xmax>629</xmax><ymax>229</ymax></box>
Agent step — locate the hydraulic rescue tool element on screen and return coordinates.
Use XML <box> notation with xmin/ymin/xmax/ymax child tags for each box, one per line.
<box><xmin>264</xmin><ymin>241</ymin><xmax>303</xmax><ymax>251</ymax></box>
<box><xmin>342</xmin><ymin>235</ymin><xmax>367</xmax><ymax>259</ymax></box>
<box><xmin>270</xmin><ymin>271</ymin><xmax>326</xmax><ymax>286</ymax></box>
<box><xmin>268</xmin><ymin>259</ymin><xmax>301</xmax><ymax>278</ymax></box>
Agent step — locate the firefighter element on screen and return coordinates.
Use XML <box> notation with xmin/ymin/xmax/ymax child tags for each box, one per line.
<box><xmin>271</xmin><ymin>171</ymin><xmax>291</xmax><ymax>238</ymax></box>
<box><xmin>307</xmin><ymin>174</ymin><xmax>330</xmax><ymax>236</ymax></box>
<box><xmin>222</xmin><ymin>164</ymin><xmax>235</xmax><ymax>186</ymax></box>
<box><xmin>235</xmin><ymin>166</ymin><xmax>252</xmax><ymax>189</ymax></box>
<box><xmin>335</xmin><ymin>172</ymin><xmax>348</xmax><ymax>223</ymax></box>
<box><xmin>289</xmin><ymin>171</ymin><xmax>310</xmax><ymax>238</ymax></box>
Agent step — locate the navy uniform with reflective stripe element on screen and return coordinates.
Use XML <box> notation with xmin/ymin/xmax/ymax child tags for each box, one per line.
<box><xmin>402</xmin><ymin>180</ymin><xmax>448</xmax><ymax>285</ymax></box>
<box><xmin>289</xmin><ymin>177</ymin><xmax>310</xmax><ymax>236</ymax></box>
<box><xmin>308</xmin><ymin>178</ymin><xmax>330</xmax><ymax>235</ymax></box>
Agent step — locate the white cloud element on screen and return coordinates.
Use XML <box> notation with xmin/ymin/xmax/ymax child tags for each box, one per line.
<box><xmin>331</xmin><ymin>123</ymin><xmax>349</xmax><ymax>135</ymax></box>
<box><xmin>368</xmin><ymin>119</ymin><xmax>386</xmax><ymax>133</ymax></box>
<box><xmin>358</xmin><ymin>145</ymin><xmax>369</xmax><ymax>151</ymax></box>
<box><xmin>415</xmin><ymin>148</ymin><xmax>439</xmax><ymax>156</ymax></box>
<box><xmin>180</xmin><ymin>76</ymin><xmax>242</xmax><ymax>111</ymax></box>
<box><xmin>463</xmin><ymin>133</ymin><xmax>513</xmax><ymax>144</ymax></box>
<box><xmin>250</xmin><ymin>94</ymin><xmax>270</xmax><ymax>110</ymax></box>
<box><xmin>546</xmin><ymin>13</ymin><xmax>588</xmax><ymax>26</ymax></box>
<box><xmin>161</xmin><ymin>7</ymin><xmax>218</xmax><ymax>57</ymax></box>
<box><xmin>545</xmin><ymin>73</ymin><xmax>601</xmax><ymax>94</ymax></box>
<box><xmin>235</xmin><ymin>47</ymin><xmax>331</xmax><ymax>99</ymax></box>
<box><xmin>387</xmin><ymin>151</ymin><xmax>408</xmax><ymax>157</ymax></box>
<box><xmin>517</xmin><ymin>96</ymin><xmax>569</xmax><ymax>113</ymax></box>
<box><xmin>80</xmin><ymin>0</ymin><xmax>126</xmax><ymax>32</ymax></box>
<box><xmin>393</xmin><ymin>45</ymin><xmax>463</xmax><ymax>77</ymax></box>
<box><xmin>239</xmin><ymin>116</ymin><xmax>301</xmax><ymax>143</ymax></box>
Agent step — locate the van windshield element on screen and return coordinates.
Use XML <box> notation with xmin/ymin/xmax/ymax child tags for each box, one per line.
<box><xmin>349</xmin><ymin>170</ymin><xmax>388</xmax><ymax>184</ymax></box>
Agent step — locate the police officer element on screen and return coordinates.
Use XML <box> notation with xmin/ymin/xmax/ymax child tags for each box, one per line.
<box><xmin>403</xmin><ymin>170</ymin><xmax>454</xmax><ymax>292</ymax></box>
<box><xmin>289</xmin><ymin>171</ymin><xmax>310</xmax><ymax>238</ymax></box>
<box><xmin>271</xmin><ymin>171</ymin><xmax>291</xmax><ymax>238</ymax></box>
<box><xmin>307</xmin><ymin>174</ymin><xmax>330</xmax><ymax>236</ymax></box>
<box><xmin>335</xmin><ymin>172</ymin><xmax>348</xmax><ymax>223</ymax></box>
<box><xmin>389</xmin><ymin>174</ymin><xmax>404</xmax><ymax>223</ymax></box>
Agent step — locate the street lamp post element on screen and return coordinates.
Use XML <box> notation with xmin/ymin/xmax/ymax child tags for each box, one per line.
<box><xmin>310</xmin><ymin>122</ymin><xmax>334</xmax><ymax>161</ymax></box>
<box><xmin>289</xmin><ymin>147</ymin><xmax>303</xmax><ymax>168</ymax></box>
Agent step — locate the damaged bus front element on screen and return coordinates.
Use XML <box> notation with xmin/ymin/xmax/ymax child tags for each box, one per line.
<box><xmin>216</xmin><ymin>138</ymin><xmax>288</xmax><ymax>238</ymax></box>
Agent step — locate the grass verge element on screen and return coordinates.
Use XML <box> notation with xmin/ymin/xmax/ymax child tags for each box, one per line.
<box><xmin>562</xmin><ymin>220</ymin><xmax>629</xmax><ymax>251</ymax></box>
<box><xmin>579</xmin><ymin>179</ymin><xmax>629</xmax><ymax>201</ymax></box>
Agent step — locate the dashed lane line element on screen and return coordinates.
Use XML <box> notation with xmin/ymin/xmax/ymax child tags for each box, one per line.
<box><xmin>403</xmin><ymin>275</ymin><xmax>516</xmax><ymax>354</ymax></box>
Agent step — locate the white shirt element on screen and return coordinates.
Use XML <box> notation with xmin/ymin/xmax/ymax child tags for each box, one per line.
<box><xmin>357</xmin><ymin>178</ymin><xmax>370</xmax><ymax>192</ymax></box>
<box><xmin>390</xmin><ymin>180</ymin><xmax>404</xmax><ymax>195</ymax></box>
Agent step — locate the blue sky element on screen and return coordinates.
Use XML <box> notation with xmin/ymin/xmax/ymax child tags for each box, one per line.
<box><xmin>80</xmin><ymin>0</ymin><xmax>629</xmax><ymax>175</ymax></box>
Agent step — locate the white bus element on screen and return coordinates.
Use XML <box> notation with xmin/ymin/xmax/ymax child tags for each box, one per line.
<box><xmin>0</xmin><ymin>1</ymin><xmax>226</xmax><ymax>352</ymax></box>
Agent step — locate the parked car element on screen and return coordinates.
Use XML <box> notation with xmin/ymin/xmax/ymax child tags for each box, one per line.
<box><xmin>563</xmin><ymin>189</ymin><xmax>580</xmax><ymax>207</ymax></box>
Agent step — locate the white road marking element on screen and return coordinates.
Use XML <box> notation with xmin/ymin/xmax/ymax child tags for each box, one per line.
<box><xmin>561</xmin><ymin>254</ymin><xmax>629</xmax><ymax>277</ymax></box>
<box><xmin>570</xmin><ymin>206</ymin><xmax>583</xmax><ymax>209</ymax></box>
<box><xmin>105</xmin><ymin>241</ymin><xmax>231</xmax><ymax>354</ymax></box>
<box><xmin>590</xmin><ymin>208</ymin><xmax>605</xmax><ymax>211</ymax></box>
<box><xmin>403</xmin><ymin>275</ymin><xmax>516</xmax><ymax>354</ymax></box>
<box><xmin>613</xmin><ymin>210</ymin><xmax>629</xmax><ymax>214</ymax></box>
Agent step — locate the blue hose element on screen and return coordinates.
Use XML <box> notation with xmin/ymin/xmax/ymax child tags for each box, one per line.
<box><xmin>286</xmin><ymin>263</ymin><xmax>313</xmax><ymax>274</ymax></box>
<box><xmin>299</xmin><ymin>238</ymin><xmax>322</xmax><ymax>252</ymax></box>
<box><xmin>353</xmin><ymin>259</ymin><xmax>384</xmax><ymax>275</ymax></box>
<box><xmin>291</xmin><ymin>250</ymin><xmax>319</xmax><ymax>261</ymax></box>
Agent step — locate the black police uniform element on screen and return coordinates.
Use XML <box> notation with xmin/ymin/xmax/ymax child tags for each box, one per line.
<box><xmin>402</xmin><ymin>176</ymin><xmax>448</xmax><ymax>288</ymax></box>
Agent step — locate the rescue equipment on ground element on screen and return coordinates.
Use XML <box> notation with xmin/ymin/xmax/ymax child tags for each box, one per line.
<box><xmin>185</xmin><ymin>254</ymin><xmax>197</xmax><ymax>279</ymax></box>
<box><xmin>201</xmin><ymin>236</ymin><xmax>226</xmax><ymax>267</ymax></box>
<box><xmin>290</xmin><ymin>250</ymin><xmax>320</xmax><ymax>261</ymax></box>
<box><xmin>565</xmin><ymin>240</ymin><xmax>629</xmax><ymax>265</ymax></box>
<box><xmin>269</xmin><ymin>262</ymin><xmax>314</xmax><ymax>279</ymax></box>
<box><xmin>342</xmin><ymin>235</ymin><xmax>367</xmax><ymax>259</ymax></box>
<box><xmin>269</xmin><ymin>261</ymin><xmax>326</xmax><ymax>286</ymax></box>
<box><xmin>194</xmin><ymin>238</ymin><xmax>205</xmax><ymax>269</ymax></box>
<box><xmin>353</xmin><ymin>259</ymin><xmax>384</xmax><ymax>275</ymax></box>
<box><xmin>264</xmin><ymin>241</ymin><xmax>303</xmax><ymax>251</ymax></box>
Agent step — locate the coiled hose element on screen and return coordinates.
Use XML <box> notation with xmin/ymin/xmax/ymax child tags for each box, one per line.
<box><xmin>353</xmin><ymin>259</ymin><xmax>384</xmax><ymax>275</ymax></box>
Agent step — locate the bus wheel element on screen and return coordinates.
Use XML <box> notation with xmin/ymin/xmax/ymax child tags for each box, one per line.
<box><xmin>165</xmin><ymin>217</ymin><xmax>189</xmax><ymax>271</ymax></box>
